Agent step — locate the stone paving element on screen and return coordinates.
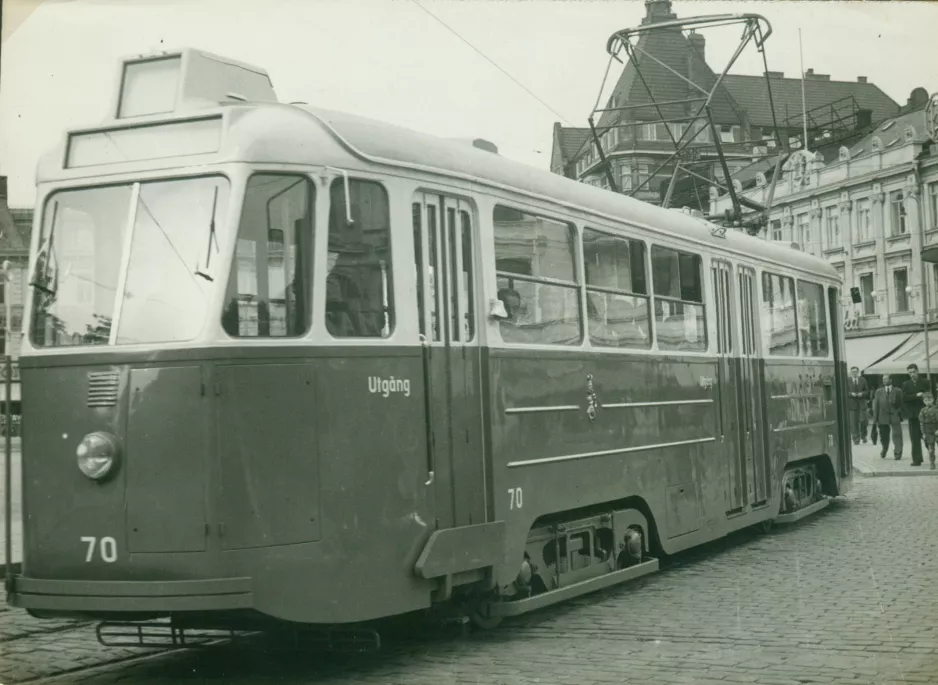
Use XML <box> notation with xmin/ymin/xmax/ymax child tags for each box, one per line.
<box><xmin>2</xmin><ymin>474</ymin><xmax>937</xmax><ymax>685</ymax></box>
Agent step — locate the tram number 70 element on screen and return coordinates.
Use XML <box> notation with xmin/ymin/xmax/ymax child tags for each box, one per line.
<box><xmin>508</xmin><ymin>487</ymin><xmax>523</xmax><ymax>510</ymax></box>
<box><xmin>81</xmin><ymin>536</ymin><xmax>118</xmax><ymax>563</ymax></box>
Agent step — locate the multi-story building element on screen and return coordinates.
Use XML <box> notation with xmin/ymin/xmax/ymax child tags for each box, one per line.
<box><xmin>550</xmin><ymin>0</ymin><xmax>900</xmax><ymax>212</ymax></box>
<box><xmin>709</xmin><ymin>96</ymin><xmax>938</xmax><ymax>377</ymax></box>
<box><xmin>0</xmin><ymin>176</ymin><xmax>31</xmax><ymax>418</ymax></box>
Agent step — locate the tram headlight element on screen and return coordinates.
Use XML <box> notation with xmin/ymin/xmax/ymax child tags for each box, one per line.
<box><xmin>76</xmin><ymin>432</ymin><xmax>121</xmax><ymax>481</ymax></box>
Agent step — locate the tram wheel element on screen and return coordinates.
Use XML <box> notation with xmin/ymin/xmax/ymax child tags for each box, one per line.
<box><xmin>758</xmin><ymin>519</ymin><xmax>774</xmax><ymax>534</ymax></box>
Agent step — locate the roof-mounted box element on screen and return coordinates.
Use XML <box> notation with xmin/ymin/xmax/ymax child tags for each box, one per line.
<box><xmin>114</xmin><ymin>48</ymin><xmax>278</xmax><ymax>120</ymax></box>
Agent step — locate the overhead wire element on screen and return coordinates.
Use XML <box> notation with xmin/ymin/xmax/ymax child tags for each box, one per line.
<box><xmin>408</xmin><ymin>0</ymin><xmax>576</xmax><ymax>128</ymax></box>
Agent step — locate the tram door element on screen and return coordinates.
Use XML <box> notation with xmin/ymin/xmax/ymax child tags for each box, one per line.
<box><xmin>711</xmin><ymin>260</ymin><xmax>745</xmax><ymax>514</ymax></box>
<box><xmin>413</xmin><ymin>193</ymin><xmax>486</xmax><ymax>530</ymax></box>
<box><xmin>738</xmin><ymin>267</ymin><xmax>770</xmax><ymax>506</ymax></box>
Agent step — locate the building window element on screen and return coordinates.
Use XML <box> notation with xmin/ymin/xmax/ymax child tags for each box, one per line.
<box><xmin>929</xmin><ymin>182</ymin><xmax>938</xmax><ymax>230</ymax></box>
<box><xmin>642</xmin><ymin>124</ymin><xmax>657</xmax><ymax>141</ymax></box>
<box><xmin>771</xmin><ymin>219</ymin><xmax>782</xmax><ymax>242</ymax></box>
<box><xmin>797</xmin><ymin>213</ymin><xmax>810</xmax><ymax>252</ymax></box>
<box><xmin>619</xmin><ymin>164</ymin><xmax>632</xmax><ymax>191</ymax></box>
<box><xmin>856</xmin><ymin>199</ymin><xmax>871</xmax><ymax>243</ymax></box>
<box><xmin>894</xmin><ymin>268</ymin><xmax>909</xmax><ymax>312</ymax></box>
<box><xmin>825</xmin><ymin>207</ymin><xmax>840</xmax><ymax>249</ymax></box>
<box><xmin>720</xmin><ymin>125</ymin><xmax>734</xmax><ymax>143</ymax></box>
<box><xmin>891</xmin><ymin>191</ymin><xmax>907</xmax><ymax>235</ymax></box>
<box><xmin>583</xmin><ymin>228</ymin><xmax>650</xmax><ymax>349</ymax></box>
<box><xmin>494</xmin><ymin>206</ymin><xmax>581</xmax><ymax>346</ymax></box>
<box><xmin>859</xmin><ymin>273</ymin><xmax>875</xmax><ymax>315</ymax></box>
<box><xmin>650</xmin><ymin>246</ymin><xmax>706</xmax><ymax>352</ymax></box>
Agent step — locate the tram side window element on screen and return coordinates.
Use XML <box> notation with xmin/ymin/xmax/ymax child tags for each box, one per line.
<box><xmin>761</xmin><ymin>272</ymin><xmax>798</xmax><ymax>356</ymax></box>
<box><xmin>327</xmin><ymin>179</ymin><xmax>394</xmax><ymax>338</ymax></box>
<box><xmin>222</xmin><ymin>174</ymin><xmax>314</xmax><ymax>338</ymax></box>
<box><xmin>650</xmin><ymin>246</ymin><xmax>705</xmax><ymax>351</ymax></box>
<box><xmin>582</xmin><ymin>228</ymin><xmax>651</xmax><ymax>349</ymax></box>
<box><xmin>494</xmin><ymin>205</ymin><xmax>581</xmax><ymax>346</ymax></box>
<box><xmin>797</xmin><ymin>280</ymin><xmax>829</xmax><ymax>357</ymax></box>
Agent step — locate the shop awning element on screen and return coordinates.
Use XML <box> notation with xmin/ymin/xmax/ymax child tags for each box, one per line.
<box><xmin>864</xmin><ymin>331</ymin><xmax>938</xmax><ymax>376</ymax></box>
<box><xmin>845</xmin><ymin>333</ymin><xmax>912</xmax><ymax>374</ymax></box>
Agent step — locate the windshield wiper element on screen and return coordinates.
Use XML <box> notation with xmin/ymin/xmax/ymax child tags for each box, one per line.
<box><xmin>29</xmin><ymin>200</ymin><xmax>59</xmax><ymax>296</ymax></box>
<box><xmin>195</xmin><ymin>187</ymin><xmax>219</xmax><ymax>282</ymax></box>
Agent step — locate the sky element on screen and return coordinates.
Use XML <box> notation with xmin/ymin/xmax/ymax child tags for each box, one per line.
<box><xmin>0</xmin><ymin>0</ymin><xmax>935</xmax><ymax>208</ymax></box>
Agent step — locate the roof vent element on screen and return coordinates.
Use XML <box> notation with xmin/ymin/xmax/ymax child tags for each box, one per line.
<box><xmin>472</xmin><ymin>139</ymin><xmax>498</xmax><ymax>154</ymax></box>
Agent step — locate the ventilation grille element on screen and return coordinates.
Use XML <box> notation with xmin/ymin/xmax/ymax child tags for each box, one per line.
<box><xmin>87</xmin><ymin>371</ymin><xmax>120</xmax><ymax>408</ymax></box>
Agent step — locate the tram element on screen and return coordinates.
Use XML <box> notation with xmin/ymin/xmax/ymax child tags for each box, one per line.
<box><xmin>7</xmin><ymin>49</ymin><xmax>851</xmax><ymax>638</ymax></box>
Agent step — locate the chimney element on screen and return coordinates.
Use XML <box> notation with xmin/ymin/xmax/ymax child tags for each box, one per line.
<box><xmin>0</xmin><ymin>176</ymin><xmax>6</xmax><ymax>200</ymax></box>
<box><xmin>641</xmin><ymin>0</ymin><xmax>677</xmax><ymax>25</ymax></box>
<box><xmin>857</xmin><ymin>76</ymin><xmax>868</xmax><ymax>83</ymax></box>
<box><xmin>804</xmin><ymin>68</ymin><xmax>830</xmax><ymax>81</ymax></box>
<box><xmin>688</xmin><ymin>31</ymin><xmax>705</xmax><ymax>62</ymax></box>
<box><xmin>764</xmin><ymin>71</ymin><xmax>784</xmax><ymax>79</ymax></box>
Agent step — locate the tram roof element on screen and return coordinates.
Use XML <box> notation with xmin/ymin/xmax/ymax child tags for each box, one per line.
<box><xmin>297</xmin><ymin>104</ymin><xmax>837</xmax><ymax>281</ymax></box>
<box><xmin>39</xmin><ymin>98</ymin><xmax>836</xmax><ymax>282</ymax></box>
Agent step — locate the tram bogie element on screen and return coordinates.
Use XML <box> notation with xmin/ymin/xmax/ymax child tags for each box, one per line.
<box><xmin>6</xmin><ymin>48</ymin><xmax>852</xmax><ymax>641</ymax></box>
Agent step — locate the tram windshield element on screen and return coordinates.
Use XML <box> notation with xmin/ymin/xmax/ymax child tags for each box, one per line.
<box><xmin>30</xmin><ymin>176</ymin><xmax>229</xmax><ymax>347</ymax></box>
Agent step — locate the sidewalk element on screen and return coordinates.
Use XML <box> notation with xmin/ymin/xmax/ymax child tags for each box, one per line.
<box><xmin>851</xmin><ymin>424</ymin><xmax>938</xmax><ymax>477</ymax></box>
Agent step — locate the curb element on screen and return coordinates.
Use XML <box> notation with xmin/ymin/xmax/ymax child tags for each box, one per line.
<box><xmin>854</xmin><ymin>464</ymin><xmax>938</xmax><ymax>478</ymax></box>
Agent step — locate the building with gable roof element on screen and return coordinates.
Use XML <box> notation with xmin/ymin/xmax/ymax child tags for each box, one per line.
<box><xmin>549</xmin><ymin>0</ymin><xmax>901</xmax><ymax>213</ymax></box>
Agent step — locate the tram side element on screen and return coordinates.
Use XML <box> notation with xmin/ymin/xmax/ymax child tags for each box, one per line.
<box><xmin>462</xmin><ymin>190</ymin><xmax>851</xmax><ymax>616</ymax></box>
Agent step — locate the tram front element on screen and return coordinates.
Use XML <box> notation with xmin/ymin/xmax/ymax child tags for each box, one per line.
<box><xmin>8</xmin><ymin>49</ymin><xmax>435</xmax><ymax>628</ymax></box>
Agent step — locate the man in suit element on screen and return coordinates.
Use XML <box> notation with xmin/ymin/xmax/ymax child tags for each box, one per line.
<box><xmin>902</xmin><ymin>363</ymin><xmax>932</xmax><ymax>466</ymax></box>
<box><xmin>872</xmin><ymin>374</ymin><xmax>904</xmax><ymax>460</ymax></box>
<box><xmin>847</xmin><ymin>366</ymin><xmax>869</xmax><ymax>445</ymax></box>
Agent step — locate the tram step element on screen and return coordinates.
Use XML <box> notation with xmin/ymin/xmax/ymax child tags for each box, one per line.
<box><xmin>774</xmin><ymin>497</ymin><xmax>830</xmax><ymax>525</ymax></box>
<box><xmin>484</xmin><ymin>558</ymin><xmax>659</xmax><ymax>619</ymax></box>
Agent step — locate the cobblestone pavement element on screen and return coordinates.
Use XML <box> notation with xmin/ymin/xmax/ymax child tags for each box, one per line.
<box><xmin>852</xmin><ymin>425</ymin><xmax>938</xmax><ymax>477</ymax></box>
<box><xmin>4</xmin><ymin>475</ymin><xmax>938</xmax><ymax>685</ymax></box>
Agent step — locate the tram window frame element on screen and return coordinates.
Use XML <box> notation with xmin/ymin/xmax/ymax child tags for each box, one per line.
<box><xmin>649</xmin><ymin>245</ymin><xmax>707</xmax><ymax>352</ymax></box>
<box><xmin>796</xmin><ymin>278</ymin><xmax>830</xmax><ymax>358</ymax></box>
<box><xmin>760</xmin><ymin>271</ymin><xmax>799</xmax><ymax>357</ymax></box>
<box><xmin>326</xmin><ymin>177</ymin><xmax>395</xmax><ymax>339</ymax></box>
<box><xmin>493</xmin><ymin>204</ymin><xmax>582</xmax><ymax>347</ymax></box>
<box><xmin>582</xmin><ymin>227</ymin><xmax>651</xmax><ymax>349</ymax></box>
<box><xmin>221</xmin><ymin>173</ymin><xmax>315</xmax><ymax>339</ymax></box>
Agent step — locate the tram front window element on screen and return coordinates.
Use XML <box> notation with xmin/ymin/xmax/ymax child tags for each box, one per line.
<box><xmin>30</xmin><ymin>176</ymin><xmax>229</xmax><ymax>347</ymax></box>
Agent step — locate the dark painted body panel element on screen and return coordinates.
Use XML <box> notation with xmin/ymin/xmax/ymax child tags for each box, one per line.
<box><xmin>483</xmin><ymin>348</ymin><xmax>847</xmax><ymax>586</ymax></box>
<box><xmin>17</xmin><ymin>348</ymin><xmax>436</xmax><ymax>623</ymax></box>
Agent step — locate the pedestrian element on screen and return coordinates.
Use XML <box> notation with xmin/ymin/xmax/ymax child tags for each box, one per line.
<box><xmin>901</xmin><ymin>363</ymin><xmax>931</xmax><ymax>466</ymax></box>
<box><xmin>847</xmin><ymin>366</ymin><xmax>869</xmax><ymax>445</ymax></box>
<box><xmin>918</xmin><ymin>392</ymin><xmax>938</xmax><ymax>471</ymax></box>
<box><xmin>872</xmin><ymin>374</ymin><xmax>903</xmax><ymax>460</ymax></box>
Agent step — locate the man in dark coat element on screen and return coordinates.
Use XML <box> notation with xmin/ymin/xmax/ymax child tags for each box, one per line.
<box><xmin>902</xmin><ymin>363</ymin><xmax>931</xmax><ymax>466</ymax></box>
<box><xmin>847</xmin><ymin>366</ymin><xmax>869</xmax><ymax>444</ymax></box>
<box><xmin>872</xmin><ymin>374</ymin><xmax>904</xmax><ymax>460</ymax></box>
